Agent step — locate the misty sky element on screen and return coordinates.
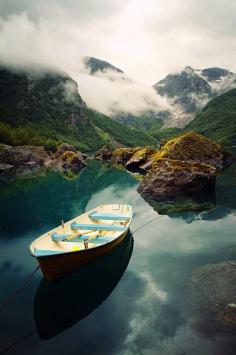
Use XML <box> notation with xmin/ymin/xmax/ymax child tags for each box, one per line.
<box><xmin>0</xmin><ymin>0</ymin><xmax>235</xmax><ymax>83</ymax></box>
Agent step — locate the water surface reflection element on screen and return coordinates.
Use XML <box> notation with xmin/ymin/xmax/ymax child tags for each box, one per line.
<box><xmin>1</xmin><ymin>160</ymin><xmax>236</xmax><ymax>355</ymax></box>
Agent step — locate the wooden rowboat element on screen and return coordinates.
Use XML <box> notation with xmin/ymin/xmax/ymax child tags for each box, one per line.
<box><xmin>29</xmin><ymin>204</ymin><xmax>132</xmax><ymax>281</ymax></box>
<box><xmin>34</xmin><ymin>232</ymin><xmax>134</xmax><ymax>339</ymax></box>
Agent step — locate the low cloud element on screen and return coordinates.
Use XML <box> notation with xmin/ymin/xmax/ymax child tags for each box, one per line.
<box><xmin>210</xmin><ymin>74</ymin><xmax>236</xmax><ymax>94</ymax></box>
<box><xmin>75</xmin><ymin>68</ymin><xmax>171</xmax><ymax>116</ymax></box>
<box><xmin>0</xmin><ymin>12</ymin><xmax>171</xmax><ymax>117</ymax></box>
<box><xmin>0</xmin><ymin>0</ymin><xmax>235</xmax><ymax>118</ymax></box>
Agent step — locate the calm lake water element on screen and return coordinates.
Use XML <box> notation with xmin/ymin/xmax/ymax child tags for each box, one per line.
<box><xmin>0</xmin><ymin>160</ymin><xmax>236</xmax><ymax>355</ymax></box>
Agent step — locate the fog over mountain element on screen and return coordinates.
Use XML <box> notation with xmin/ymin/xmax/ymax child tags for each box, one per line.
<box><xmin>0</xmin><ymin>0</ymin><xmax>236</xmax><ymax>82</ymax></box>
<box><xmin>81</xmin><ymin>58</ymin><xmax>236</xmax><ymax>129</ymax></box>
<box><xmin>0</xmin><ymin>1</ymin><xmax>236</xmax><ymax>129</ymax></box>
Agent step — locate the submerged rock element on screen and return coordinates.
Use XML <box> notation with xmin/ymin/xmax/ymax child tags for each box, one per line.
<box><xmin>189</xmin><ymin>260</ymin><xmax>236</xmax><ymax>331</ymax></box>
<box><xmin>190</xmin><ymin>261</ymin><xmax>236</xmax><ymax>307</ymax></box>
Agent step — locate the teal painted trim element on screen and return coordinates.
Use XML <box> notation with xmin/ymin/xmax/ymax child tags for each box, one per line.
<box><xmin>34</xmin><ymin>249</ymin><xmax>64</xmax><ymax>257</ymax></box>
<box><xmin>51</xmin><ymin>233</ymin><xmax>72</xmax><ymax>241</ymax></box>
<box><xmin>89</xmin><ymin>212</ymin><xmax>130</xmax><ymax>221</ymax></box>
<box><xmin>71</xmin><ymin>223</ymin><xmax>126</xmax><ymax>231</ymax></box>
<box><xmin>66</xmin><ymin>235</ymin><xmax>115</xmax><ymax>243</ymax></box>
<box><xmin>65</xmin><ymin>235</ymin><xmax>95</xmax><ymax>242</ymax></box>
<box><xmin>86</xmin><ymin>237</ymin><xmax>114</xmax><ymax>244</ymax></box>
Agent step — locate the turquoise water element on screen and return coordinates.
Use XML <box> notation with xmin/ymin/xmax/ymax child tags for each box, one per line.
<box><xmin>0</xmin><ymin>160</ymin><xmax>236</xmax><ymax>355</ymax></box>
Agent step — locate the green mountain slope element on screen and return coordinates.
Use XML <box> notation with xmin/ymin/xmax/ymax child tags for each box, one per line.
<box><xmin>90</xmin><ymin>109</ymin><xmax>157</xmax><ymax>147</ymax></box>
<box><xmin>0</xmin><ymin>66</ymin><xmax>156</xmax><ymax>151</ymax></box>
<box><xmin>186</xmin><ymin>89</ymin><xmax>236</xmax><ymax>146</ymax></box>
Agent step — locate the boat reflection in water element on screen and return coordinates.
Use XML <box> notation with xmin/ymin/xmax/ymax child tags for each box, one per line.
<box><xmin>33</xmin><ymin>232</ymin><xmax>134</xmax><ymax>339</ymax></box>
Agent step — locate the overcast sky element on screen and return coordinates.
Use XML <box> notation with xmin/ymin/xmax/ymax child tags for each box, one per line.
<box><xmin>0</xmin><ymin>0</ymin><xmax>235</xmax><ymax>83</ymax></box>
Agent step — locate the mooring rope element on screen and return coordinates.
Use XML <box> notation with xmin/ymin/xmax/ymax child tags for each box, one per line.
<box><xmin>0</xmin><ymin>265</ymin><xmax>40</xmax><ymax>313</ymax></box>
<box><xmin>132</xmin><ymin>215</ymin><xmax>163</xmax><ymax>234</ymax></box>
<box><xmin>0</xmin><ymin>265</ymin><xmax>39</xmax><ymax>354</ymax></box>
<box><xmin>0</xmin><ymin>330</ymin><xmax>36</xmax><ymax>355</ymax></box>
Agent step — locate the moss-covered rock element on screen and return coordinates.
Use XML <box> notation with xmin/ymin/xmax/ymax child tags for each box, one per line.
<box><xmin>151</xmin><ymin>131</ymin><xmax>232</xmax><ymax>170</ymax></box>
<box><xmin>136</xmin><ymin>132</ymin><xmax>232</xmax><ymax>210</ymax></box>
<box><xmin>111</xmin><ymin>146</ymin><xmax>157</xmax><ymax>171</ymax></box>
<box><xmin>61</xmin><ymin>151</ymin><xmax>78</xmax><ymax>162</ymax></box>
<box><xmin>60</xmin><ymin>150</ymin><xmax>87</xmax><ymax>172</ymax></box>
<box><xmin>125</xmin><ymin>147</ymin><xmax>156</xmax><ymax>170</ymax></box>
<box><xmin>57</xmin><ymin>143</ymin><xmax>77</xmax><ymax>157</ymax></box>
<box><xmin>111</xmin><ymin>147</ymin><xmax>141</xmax><ymax>165</ymax></box>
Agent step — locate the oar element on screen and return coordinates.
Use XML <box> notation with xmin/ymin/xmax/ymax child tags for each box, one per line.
<box><xmin>65</xmin><ymin>229</ymin><xmax>97</xmax><ymax>241</ymax></box>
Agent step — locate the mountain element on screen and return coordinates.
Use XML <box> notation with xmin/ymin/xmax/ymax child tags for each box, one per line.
<box><xmin>83</xmin><ymin>57</ymin><xmax>123</xmax><ymax>75</ymax></box>
<box><xmin>185</xmin><ymin>88</ymin><xmax>236</xmax><ymax>146</ymax></box>
<box><xmin>0</xmin><ymin>65</ymin><xmax>156</xmax><ymax>151</ymax></box>
<box><xmin>154</xmin><ymin>66</ymin><xmax>236</xmax><ymax>128</ymax></box>
<box><xmin>83</xmin><ymin>59</ymin><xmax>236</xmax><ymax>134</ymax></box>
<box><xmin>83</xmin><ymin>57</ymin><xmax>168</xmax><ymax>133</ymax></box>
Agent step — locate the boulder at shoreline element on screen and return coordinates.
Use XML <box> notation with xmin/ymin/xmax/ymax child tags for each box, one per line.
<box><xmin>138</xmin><ymin>131</ymin><xmax>232</xmax><ymax>200</ymax></box>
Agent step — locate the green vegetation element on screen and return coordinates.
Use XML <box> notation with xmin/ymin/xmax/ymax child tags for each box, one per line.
<box><xmin>90</xmin><ymin>109</ymin><xmax>157</xmax><ymax>148</ymax></box>
<box><xmin>0</xmin><ymin>122</ymin><xmax>57</xmax><ymax>151</ymax></box>
<box><xmin>61</xmin><ymin>151</ymin><xmax>78</xmax><ymax>162</ymax></box>
<box><xmin>151</xmin><ymin>131</ymin><xmax>223</xmax><ymax>168</ymax></box>
<box><xmin>118</xmin><ymin>112</ymin><xmax>163</xmax><ymax>132</ymax></box>
<box><xmin>186</xmin><ymin>89</ymin><xmax>236</xmax><ymax>146</ymax></box>
<box><xmin>0</xmin><ymin>66</ymin><xmax>157</xmax><ymax>152</ymax></box>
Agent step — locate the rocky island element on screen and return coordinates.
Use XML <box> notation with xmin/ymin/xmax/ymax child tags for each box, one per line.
<box><xmin>106</xmin><ymin>131</ymin><xmax>233</xmax><ymax>214</ymax></box>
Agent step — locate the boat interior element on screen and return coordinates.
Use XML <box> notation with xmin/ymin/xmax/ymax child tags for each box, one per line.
<box><xmin>30</xmin><ymin>204</ymin><xmax>132</xmax><ymax>256</ymax></box>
